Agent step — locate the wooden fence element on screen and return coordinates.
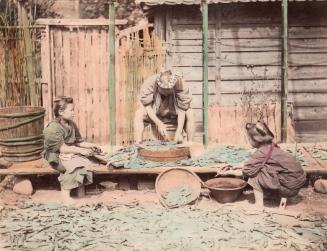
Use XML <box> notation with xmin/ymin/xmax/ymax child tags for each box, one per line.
<box><xmin>39</xmin><ymin>19</ymin><xmax>163</xmax><ymax>145</ymax></box>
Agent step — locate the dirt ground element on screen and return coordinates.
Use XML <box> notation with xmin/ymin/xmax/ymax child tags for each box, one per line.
<box><xmin>1</xmin><ymin>184</ymin><xmax>327</xmax><ymax>214</ymax></box>
<box><xmin>0</xmin><ymin>181</ymin><xmax>327</xmax><ymax>251</ymax></box>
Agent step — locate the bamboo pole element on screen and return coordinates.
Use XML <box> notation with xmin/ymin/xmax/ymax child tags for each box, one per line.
<box><xmin>281</xmin><ymin>0</ymin><xmax>288</xmax><ymax>142</ymax></box>
<box><xmin>21</xmin><ymin>3</ymin><xmax>37</xmax><ymax>106</ymax></box>
<box><xmin>201</xmin><ymin>2</ymin><xmax>209</xmax><ymax>148</ymax></box>
<box><xmin>108</xmin><ymin>1</ymin><xmax>116</xmax><ymax>146</ymax></box>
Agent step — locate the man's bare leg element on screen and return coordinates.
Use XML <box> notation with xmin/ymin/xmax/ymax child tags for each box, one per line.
<box><xmin>134</xmin><ymin>107</ymin><xmax>147</xmax><ymax>144</ymax></box>
<box><xmin>185</xmin><ymin>109</ymin><xmax>195</xmax><ymax>142</ymax></box>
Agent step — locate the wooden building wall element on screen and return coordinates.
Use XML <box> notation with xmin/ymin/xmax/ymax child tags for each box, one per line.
<box><xmin>152</xmin><ymin>2</ymin><xmax>327</xmax><ymax>143</ymax></box>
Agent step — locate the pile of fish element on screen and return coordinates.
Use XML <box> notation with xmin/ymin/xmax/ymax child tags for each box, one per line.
<box><xmin>0</xmin><ymin>203</ymin><xmax>326</xmax><ymax>251</ymax></box>
<box><xmin>105</xmin><ymin>144</ymin><xmax>250</xmax><ymax>169</ymax></box>
<box><xmin>162</xmin><ymin>185</ymin><xmax>193</xmax><ymax>208</ymax></box>
<box><xmin>285</xmin><ymin>148</ymin><xmax>308</xmax><ymax>166</ymax></box>
<box><xmin>306</xmin><ymin>147</ymin><xmax>327</xmax><ymax>160</ymax></box>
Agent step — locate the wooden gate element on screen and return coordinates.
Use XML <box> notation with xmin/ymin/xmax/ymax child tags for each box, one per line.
<box><xmin>116</xmin><ymin>22</ymin><xmax>164</xmax><ymax>145</ymax></box>
<box><xmin>39</xmin><ymin>19</ymin><xmax>163</xmax><ymax>145</ymax></box>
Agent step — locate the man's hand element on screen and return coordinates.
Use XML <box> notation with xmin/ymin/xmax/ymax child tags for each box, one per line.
<box><xmin>174</xmin><ymin>133</ymin><xmax>183</xmax><ymax>143</ymax></box>
<box><xmin>157</xmin><ymin>122</ymin><xmax>168</xmax><ymax>138</ymax></box>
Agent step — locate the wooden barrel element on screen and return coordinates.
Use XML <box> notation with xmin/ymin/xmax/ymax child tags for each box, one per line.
<box><xmin>0</xmin><ymin>106</ymin><xmax>45</xmax><ymax>162</ymax></box>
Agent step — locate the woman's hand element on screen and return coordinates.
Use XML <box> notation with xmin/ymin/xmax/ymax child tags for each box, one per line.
<box><xmin>79</xmin><ymin>148</ymin><xmax>95</xmax><ymax>157</ymax></box>
<box><xmin>89</xmin><ymin>145</ymin><xmax>102</xmax><ymax>154</ymax></box>
<box><xmin>78</xmin><ymin>142</ymin><xmax>103</xmax><ymax>154</ymax></box>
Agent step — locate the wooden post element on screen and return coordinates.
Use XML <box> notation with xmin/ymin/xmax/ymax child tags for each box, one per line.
<box><xmin>281</xmin><ymin>0</ymin><xmax>288</xmax><ymax>142</ymax></box>
<box><xmin>109</xmin><ymin>1</ymin><xmax>116</xmax><ymax>146</ymax></box>
<box><xmin>201</xmin><ymin>1</ymin><xmax>209</xmax><ymax>148</ymax></box>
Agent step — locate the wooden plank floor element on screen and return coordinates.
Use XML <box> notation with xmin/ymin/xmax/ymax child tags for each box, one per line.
<box><xmin>0</xmin><ymin>158</ymin><xmax>222</xmax><ymax>176</ymax></box>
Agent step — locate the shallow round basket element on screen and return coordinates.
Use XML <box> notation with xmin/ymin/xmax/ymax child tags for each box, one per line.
<box><xmin>155</xmin><ymin>168</ymin><xmax>202</xmax><ymax>208</ymax></box>
<box><xmin>138</xmin><ymin>147</ymin><xmax>190</xmax><ymax>162</ymax></box>
<box><xmin>205</xmin><ymin>178</ymin><xmax>247</xmax><ymax>203</ymax></box>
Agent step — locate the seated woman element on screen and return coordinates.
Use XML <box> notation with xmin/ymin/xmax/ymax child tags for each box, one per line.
<box><xmin>243</xmin><ymin>121</ymin><xmax>306</xmax><ymax>207</ymax></box>
<box><xmin>43</xmin><ymin>96</ymin><xmax>102</xmax><ymax>204</ymax></box>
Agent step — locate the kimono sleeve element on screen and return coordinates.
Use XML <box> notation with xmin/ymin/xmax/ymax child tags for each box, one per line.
<box><xmin>43</xmin><ymin>122</ymin><xmax>65</xmax><ymax>170</ymax></box>
<box><xmin>174</xmin><ymin>78</ymin><xmax>192</xmax><ymax>111</ymax></box>
<box><xmin>43</xmin><ymin>122</ymin><xmax>65</xmax><ymax>153</ymax></box>
<box><xmin>139</xmin><ymin>74</ymin><xmax>159</xmax><ymax>106</ymax></box>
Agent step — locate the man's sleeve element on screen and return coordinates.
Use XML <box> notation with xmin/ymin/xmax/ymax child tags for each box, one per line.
<box><xmin>174</xmin><ymin>78</ymin><xmax>192</xmax><ymax>111</ymax></box>
<box><xmin>139</xmin><ymin>74</ymin><xmax>158</xmax><ymax>106</ymax></box>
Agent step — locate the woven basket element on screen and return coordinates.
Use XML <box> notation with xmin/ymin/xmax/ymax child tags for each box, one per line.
<box><xmin>155</xmin><ymin>168</ymin><xmax>202</xmax><ymax>208</ymax></box>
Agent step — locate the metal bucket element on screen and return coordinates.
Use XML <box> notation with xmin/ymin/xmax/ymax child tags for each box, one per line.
<box><xmin>0</xmin><ymin>106</ymin><xmax>45</xmax><ymax>162</ymax></box>
<box><xmin>205</xmin><ymin>178</ymin><xmax>247</xmax><ymax>203</ymax></box>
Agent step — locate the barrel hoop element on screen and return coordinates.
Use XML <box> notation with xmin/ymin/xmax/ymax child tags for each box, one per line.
<box><xmin>2</xmin><ymin>149</ymin><xmax>43</xmax><ymax>157</ymax></box>
<box><xmin>0</xmin><ymin>114</ymin><xmax>45</xmax><ymax>132</ymax></box>
<box><xmin>0</xmin><ymin>134</ymin><xmax>44</xmax><ymax>143</ymax></box>
<box><xmin>2</xmin><ymin>146</ymin><xmax>44</xmax><ymax>154</ymax></box>
<box><xmin>0</xmin><ymin>139</ymin><xmax>43</xmax><ymax>147</ymax></box>
<box><xmin>0</xmin><ymin>110</ymin><xmax>45</xmax><ymax>118</ymax></box>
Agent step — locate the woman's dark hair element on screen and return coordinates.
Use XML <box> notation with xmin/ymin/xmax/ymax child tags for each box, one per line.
<box><xmin>53</xmin><ymin>96</ymin><xmax>73</xmax><ymax>118</ymax></box>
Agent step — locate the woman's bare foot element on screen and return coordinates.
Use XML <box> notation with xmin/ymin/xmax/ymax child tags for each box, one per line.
<box><xmin>76</xmin><ymin>185</ymin><xmax>86</xmax><ymax>198</ymax></box>
<box><xmin>61</xmin><ymin>189</ymin><xmax>75</xmax><ymax>206</ymax></box>
<box><xmin>253</xmin><ymin>189</ymin><xmax>264</xmax><ymax>208</ymax></box>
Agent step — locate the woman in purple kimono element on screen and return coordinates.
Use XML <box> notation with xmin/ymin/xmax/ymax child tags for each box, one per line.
<box><xmin>243</xmin><ymin>122</ymin><xmax>306</xmax><ymax>207</ymax></box>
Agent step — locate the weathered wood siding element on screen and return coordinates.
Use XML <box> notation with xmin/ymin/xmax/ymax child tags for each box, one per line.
<box><xmin>289</xmin><ymin>2</ymin><xmax>327</xmax><ymax>142</ymax></box>
<box><xmin>154</xmin><ymin>2</ymin><xmax>327</xmax><ymax>142</ymax></box>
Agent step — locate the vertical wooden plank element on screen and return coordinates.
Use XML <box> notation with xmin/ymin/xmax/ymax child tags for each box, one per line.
<box><xmin>84</xmin><ymin>29</ymin><xmax>92</xmax><ymax>141</ymax></box>
<box><xmin>214</xmin><ymin>6</ymin><xmax>221</xmax><ymax>105</ymax></box>
<box><xmin>55</xmin><ymin>28</ymin><xmax>64</xmax><ymax>97</ymax></box>
<box><xmin>70</xmin><ymin>27</ymin><xmax>79</xmax><ymax>127</ymax></box>
<box><xmin>62</xmin><ymin>29</ymin><xmax>71</xmax><ymax>96</ymax></box>
<box><xmin>78</xmin><ymin>28</ymin><xmax>86</xmax><ymax>140</ymax></box>
<box><xmin>99</xmin><ymin>28</ymin><xmax>107</xmax><ymax>144</ymax></box>
<box><xmin>91</xmin><ymin>28</ymin><xmax>100</xmax><ymax>143</ymax></box>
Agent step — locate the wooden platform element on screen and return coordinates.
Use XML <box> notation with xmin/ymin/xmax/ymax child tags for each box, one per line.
<box><xmin>0</xmin><ymin>158</ymin><xmax>221</xmax><ymax>176</ymax></box>
<box><xmin>1</xmin><ymin>143</ymin><xmax>327</xmax><ymax>176</ymax></box>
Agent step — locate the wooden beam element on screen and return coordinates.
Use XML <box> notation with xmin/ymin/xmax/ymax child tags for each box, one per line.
<box><xmin>201</xmin><ymin>2</ymin><xmax>209</xmax><ymax>148</ymax></box>
<box><xmin>35</xmin><ymin>18</ymin><xmax>127</xmax><ymax>26</ymax></box>
<box><xmin>281</xmin><ymin>0</ymin><xmax>288</xmax><ymax>142</ymax></box>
